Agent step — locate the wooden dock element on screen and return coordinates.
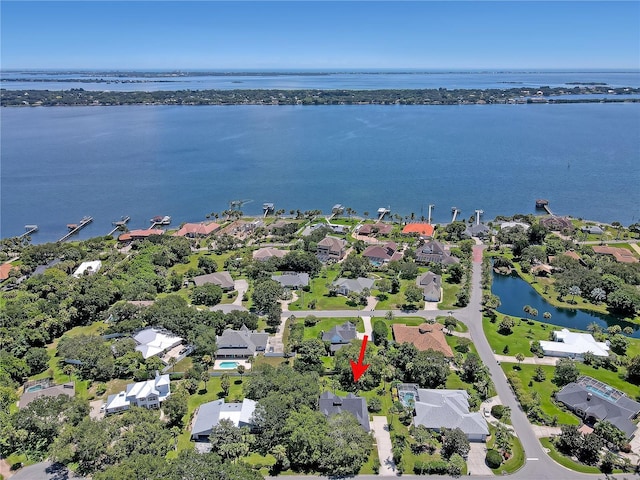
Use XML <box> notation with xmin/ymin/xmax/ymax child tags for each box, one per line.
<box><xmin>19</xmin><ymin>225</ymin><xmax>39</xmax><ymax>239</ymax></box>
<box><xmin>57</xmin><ymin>216</ymin><xmax>93</xmax><ymax>243</ymax></box>
<box><xmin>107</xmin><ymin>216</ymin><xmax>130</xmax><ymax>236</ymax></box>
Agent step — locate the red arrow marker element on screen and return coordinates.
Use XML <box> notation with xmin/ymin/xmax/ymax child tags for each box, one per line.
<box><xmin>350</xmin><ymin>335</ymin><xmax>370</xmax><ymax>382</ymax></box>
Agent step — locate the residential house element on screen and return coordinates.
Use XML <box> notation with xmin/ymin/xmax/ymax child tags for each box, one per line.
<box><xmin>19</xmin><ymin>381</ymin><xmax>75</xmax><ymax>409</ymax></box>
<box><xmin>540</xmin><ymin>216</ymin><xmax>574</xmax><ymax>232</ymax></box>
<box><xmin>0</xmin><ymin>263</ymin><xmax>17</xmax><ymax>281</ymax></box>
<box><xmin>416</xmin><ymin>272</ymin><xmax>442</xmax><ymax>302</ymax></box>
<box><xmin>191</xmin><ymin>399</ymin><xmax>257</xmax><ymax>441</ymax></box>
<box><xmin>531</xmin><ymin>264</ymin><xmax>554</xmax><ymax>276</ymax></box>
<box><xmin>216</xmin><ymin>325</ymin><xmax>269</xmax><ymax>358</ymax></box>
<box><xmin>555</xmin><ymin>376</ymin><xmax>640</xmax><ymax>438</ymax></box>
<box><xmin>319</xmin><ymin>392</ymin><xmax>370</xmax><ymax>432</ymax></box>
<box><xmin>322</xmin><ymin>321</ymin><xmax>357</xmax><ymax>354</ymax></box>
<box><xmin>357</xmin><ymin>223</ymin><xmax>393</xmax><ymax>236</ymax></box>
<box><xmin>413</xmin><ymin>389</ymin><xmax>489</xmax><ymax>441</ymax></box>
<box><xmin>32</xmin><ymin>258</ymin><xmax>62</xmax><ymax>276</ymax></box>
<box><xmin>362</xmin><ymin>242</ymin><xmax>403</xmax><ymax>265</ymax></box>
<box><xmin>133</xmin><ymin>327</ymin><xmax>184</xmax><ymax>363</ymax></box>
<box><xmin>271</xmin><ymin>272</ymin><xmax>310</xmax><ymax>289</ymax></box>
<box><xmin>190</xmin><ymin>271</ymin><xmax>235</xmax><ymax>291</ymax></box>
<box><xmin>72</xmin><ymin>260</ymin><xmax>102</xmax><ymax>278</ymax></box>
<box><xmin>581</xmin><ymin>225</ymin><xmax>604</xmax><ymax>235</ymax></box>
<box><xmin>316</xmin><ymin>236</ymin><xmax>347</xmax><ymax>262</ymax></box>
<box><xmin>173</xmin><ymin>222</ymin><xmax>220</xmax><ymax>238</ymax></box>
<box><xmin>415</xmin><ymin>241</ymin><xmax>459</xmax><ymax>265</ymax></box>
<box><xmin>252</xmin><ymin>247</ymin><xmax>288</xmax><ymax>262</ymax></box>
<box><xmin>591</xmin><ymin>246</ymin><xmax>638</xmax><ymax>264</ymax></box>
<box><xmin>118</xmin><ymin>228</ymin><xmax>165</xmax><ymax>242</ymax></box>
<box><xmin>105</xmin><ymin>372</ymin><xmax>170</xmax><ymax>414</ymax></box>
<box><xmin>500</xmin><ymin>221</ymin><xmax>530</xmax><ymax>232</ymax></box>
<box><xmin>392</xmin><ymin>323</ymin><xmax>453</xmax><ymax>358</ymax></box>
<box><xmin>539</xmin><ymin>328</ymin><xmax>609</xmax><ymax>359</ymax></box>
<box><xmin>332</xmin><ymin>277</ymin><xmax>375</xmax><ymax>296</ymax></box>
<box><xmin>462</xmin><ymin>223</ymin><xmax>491</xmax><ymax>239</ymax></box>
<box><xmin>402</xmin><ymin>223</ymin><xmax>434</xmax><ymax>238</ymax></box>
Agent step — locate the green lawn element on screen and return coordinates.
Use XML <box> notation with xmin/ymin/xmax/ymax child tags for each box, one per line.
<box><xmin>288</xmin><ymin>268</ymin><xmax>360</xmax><ymax>311</ymax></box>
<box><xmin>539</xmin><ymin>438</ymin><xmax>602</xmax><ymax>474</ymax></box>
<box><xmin>483</xmin><ymin>314</ymin><xmax>555</xmax><ymax>357</ymax></box>
<box><xmin>439</xmin><ymin>274</ymin><xmax>462</xmax><ymax>311</ymax></box>
<box><xmin>303</xmin><ymin>317</ymin><xmax>363</xmax><ymax>340</ymax></box>
<box><xmin>486</xmin><ymin>424</ymin><xmax>525</xmax><ymax>474</ymax></box>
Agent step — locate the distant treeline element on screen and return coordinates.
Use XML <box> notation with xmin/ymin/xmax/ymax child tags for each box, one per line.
<box><xmin>2</xmin><ymin>86</ymin><xmax>639</xmax><ymax>107</ymax></box>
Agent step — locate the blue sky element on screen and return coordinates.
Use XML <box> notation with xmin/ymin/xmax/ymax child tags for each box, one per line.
<box><xmin>1</xmin><ymin>1</ymin><xmax>639</xmax><ymax>70</ymax></box>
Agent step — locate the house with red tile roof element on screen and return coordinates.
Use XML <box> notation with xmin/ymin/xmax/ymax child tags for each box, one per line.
<box><xmin>592</xmin><ymin>246</ymin><xmax>639</xmax><ymax>264</ymax></box>
<box><xmin>173</xmin><ymin>222</ymin><xmax>220</xmax><ymax>238</ymax></box>
<box><xmin>0</xmin><ymin>263</ymin><xmax>17</xmax><ymax>281</ymax></box>
<box><xmin>392</xmin><ymin>323</ymin><xmax>453</xmax><ymax>357</ymax></box>
<box><xmin>402</xmin><ymin>223</ymin><xmax>434</xmax><ymax>238</ymax></box>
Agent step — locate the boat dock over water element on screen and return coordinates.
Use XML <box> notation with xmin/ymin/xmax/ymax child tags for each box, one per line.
<box><xmin>19</xmin><ymin>225</ymin><xmax>39</xmax><ymax>239</ymax></box>
<box><xmin>150</xmin><ymin>215</ymin><xmax>171</xmax><ymax>228</ymax></box>
<box><xmin>377</xmin><ymin>206</ymin><xmax>391</xmax><ymax>221</ymax></box>
<box><xmin>57</xmin><ymin>216</ymin><xmax>93</xmax><ymax>243</ymax></box>
<box><xmin>107</xmin><ymin>216</ymin><xmax>131</xmax><ymax>236</ymax></box>
<box><xmin>536</xmin><ymin>199</ymin><xmax>553</xmax><ymax>215</ymax></box>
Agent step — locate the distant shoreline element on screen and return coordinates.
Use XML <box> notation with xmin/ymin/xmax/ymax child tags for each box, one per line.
<box><xmin>2</xmin><ymin>86</ymin><xmax>639</xmax><ymax>107</ymax></box>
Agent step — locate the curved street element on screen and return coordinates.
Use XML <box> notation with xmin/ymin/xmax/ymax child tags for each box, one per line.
<box><xmin>276</xmin><ymin>245</ymin><xmax>607</xmax><ymax>479</ymax></box>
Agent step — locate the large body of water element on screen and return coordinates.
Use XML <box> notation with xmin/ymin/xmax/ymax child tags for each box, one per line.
<box><xmin>2</xmin><ymin>102</ymin><xmax>639</xmax><ymax>243</ymax></box>
<box><xmin>2</xmin><ymin>70</ymin><xmax>640</xmax><ymax>91</ymax></box>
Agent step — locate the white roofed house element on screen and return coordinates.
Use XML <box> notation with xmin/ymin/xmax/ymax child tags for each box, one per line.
<box><xmin>105</xmin><ymin>371</ymin><xmax>171</xmax><ymax>414</ymax></box>
<box><xmin>190</xmin><ymin>399</ymin><xmax>257</xmax><ymax>441</ymax></box>
<box><xmin>133</xmin><ymin>327</ymin><xmax>185</xmax><ymax>365</ymax></box>
<box><xmin>539</xmin><ymin>328</ymin><xmax>609</xmax><ymax>359</ymax></box>
<box><xmin>72</xmin><ymin>260</ymin><xmax>102</xmax><ymax>278</ymax></box>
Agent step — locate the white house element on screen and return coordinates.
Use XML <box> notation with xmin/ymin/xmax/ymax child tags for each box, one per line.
<box><xmin>72</xmin><ymin>260</ymin><xmax>102</xmax><ymax>278</ymax></box>
<box><xmin>105</xmin><ymin>372</ymin><xmax>171</xmax><ymax>414</ymax></box>
<box><xmin>191</xmin><ymin>399</ymin><xmax>257</xmax><ymax>441</ymax></box>
<box><xmin>539</xmin><ymin>328</ymin><xmax>609</xmax><ymax>359</ymax></box>
<box><xmin>133</xmin><ymin>327</ymin><xmax>184</xmax><ymax>362</ymax></box>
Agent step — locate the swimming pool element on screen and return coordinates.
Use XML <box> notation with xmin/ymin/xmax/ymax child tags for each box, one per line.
<box><xmin>399</xmin><ymin>391</ymin><xmax>416</xmax><ymax>407</ymax></box>
<box><xmin>219</xmin><ymin>361</ymin><xmax>240</xmax><ymax>369</ymax></box>
<box><xmin>26</xmin><ymin>385</ymin><xmax>44</xmax><ymax>393</ymax></box>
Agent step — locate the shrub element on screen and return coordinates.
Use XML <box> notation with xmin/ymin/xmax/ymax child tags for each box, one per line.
<box><xmin>304</xmin><ymin>315</ymin><xmax>319</xmax><ymax>326</ymax></box>
<box><xmin>486</xmin><ymin>449</ymin><xmax>503</xmax><ymax>469</ymax></box>
<box><xmin>368</xmin><ymin>397</ymin><xmax>382</xmax><ymax>413</ymax></box>
<box><xmin>414</xmin><ymin>460</ymin><xmax>449</xmax><ymax>475</ymax></box>
<box><xmin>491</xmin><ymin>405</ymin><xmax>505</xmax><ymax>419</ymax></box>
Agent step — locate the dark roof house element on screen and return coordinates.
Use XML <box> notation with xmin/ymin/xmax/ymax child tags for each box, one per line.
<box><xmin>322</xmin><ymin>321</ymin><xmax>357</xmax><ymax>354</ymax></box>
<box><xmin>415</xmin><ymin>241</ymin><xmax>459</xmax><ymax>265</ymax></box>
<box><xmin>319</xmin><ymin>391</ymin><xmax>370</xmax><ymax>432</ymax></box>
<box><xmin>555</xmin><ymin>376</ymin><xmax>640</xmax><ymax>438</ymax></box>
<box><xmin>332</xmin><ymin>277</ymin><xmax>375</xmax><ymax>295</ymax></box>
<box><xmin>191</xmin><ymin>271</ymin><xmax>235</xmax><ymax>291</ymax></box>
<box><xmin>271</xmin><ymin>272</ymin><xmax>310</xmax><ymax>289</ymax></box>
<box><xmin>362</xmin><ymin>242</ymin><xmax>403</xmax><ymax>264</ymax></box>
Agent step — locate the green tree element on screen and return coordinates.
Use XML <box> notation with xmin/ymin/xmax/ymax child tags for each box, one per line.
<box><xmin>293</xmin><ymin>339</ymin><xmax>326</xmax><ymax>374</ymax></box>
<box><xmin>404</xmin><ymin>284</ymin><xmax>423</xmax><ymax>306</ymax></box>
<box><xmin>372</xmin><ymin>320</ymin><xmax>389</xmax><ymax>347</ymax></box>
<box><xmin>593</xmin><ymin>420</ymin><xmax>626</xmax><ymax>448</ymax></box>
<box><xmin>162</xmin><ymin>387</ymin><xmax>188</xmax><ymax>427</ymax></box>
<box><xmin>220</xmin><ymin>373</ymin><xmax>231</xmax><ymax>397</ymax></box>
<box><xmin>441</xmin><ymin>427</ymin><xmax>470</xmax><ymax>459</ymax></box>
<box><xmin>197</xmin><ymin>255</ymin><xmax>218</xmax><ymax>274</ymax></box>
<box><xmin>498</xmin><ymin>316</ymin><xmax>515</xmax><ymax>335</ymax></box>
<box><xmin>553</xmin><ymin>358</ymin><xmax>579</xmax><ymax>387</ymax></box>
<box><xmin>283</xmin><ymin>406</ymin><xmax>328</xmax><ymax>471</ymax></box>
<box><xmin>190</xmin><ymin>283</ymin><xmax>223</xmax><ymax>306</ymax></box>
<box><xmin>406</xmin><ymin>349</ymin><xmax>449</xmax><ymax>388</ymax></box>
<box><xmin>577</xmin><ymin>433</ymin><xmax>604</xmax><ymax>465</ymax></box>
<box><xmin>319</xmin><ymin>411</ymin><xmax>373</xmax><ymax>475</ymax></box>
<box><xmin>444</xmin><ymin>315</ymin><xmax>458</xmax><ymax>334</ymax></box>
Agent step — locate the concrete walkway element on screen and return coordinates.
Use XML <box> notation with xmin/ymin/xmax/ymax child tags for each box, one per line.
<box><xmin>494</xmin><ymin>355</ymin><xmax>559</xmax><ymax>366</ymax></box>
<box><xmin>357</xmin><ymin>296</ymin><xmax>377</xmax><ymax>340</ymax></box>
<box><xmin>233</xmin><ymin>279</ymin><xmax>248</xmax><ymax>306</ymax></box>
<box><xmin>467</xmin><ymin>442</ymin><xmax>494</xmax><ymax>476</ymax></box>
<box><xmin>370</xmin><ymin>416</ymin><xmax>396</xmax><ymax>476</ymax></box>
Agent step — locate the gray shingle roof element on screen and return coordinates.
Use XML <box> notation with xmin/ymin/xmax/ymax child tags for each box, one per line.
<box><xmin>191</xmin><ymin>271</ymin><xmax>235</xmax><ymax>290</ymax></box>
<box><xmin>271</xmin><ymin>272</ymin><xmax>310</xmax><ymax>288</ymax></box>
<box><xmin>216</xmin><ymin>328</ymin><xmax>268</xmax><ymax>356</ymax></box>
<box><xmin>322</xmin><ymin>322</ymin><xmax>357</xmax><ymax>346</ymax></box>
<box><xmin>332</xmin><ymin>277</ymin><xmax>375</xmax><ymax>294</ymax></box>
<box><xmin>413</xmin><ymin>389</ymin><xmax>489</xmax><ymax>438</ymax></box>
<box><xmin>319</xmin><ymin>391</ymin><xmax>370</xmax><ymax>432</ymax></box>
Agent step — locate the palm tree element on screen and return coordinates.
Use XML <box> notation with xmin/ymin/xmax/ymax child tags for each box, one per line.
<box><xmin>568</xmin><ymin>285</ymin><xmax>581</xmax><ymax>304</ymax></box>
<box><xmin>543</xmin><ymin>312</ymin><xmax>552</xmax><ymax>319</ymax></box>
<box><xmin>237</xmin><ymin>364</ymin><xmax>246</xmax><ymax>382</ymax></box>
<box><xmin>591</xmin><ymin>287</ymin><xmax>606</xmax><ymax>304</ymax></box>
<box><xmin>63</xmin><ymin>364</ymin><xmax>75</xmax><ymax>382</ymax></box>
<box><xmin>515</xmin><ymin>353</ymin><xmax>525</xmax><ymax>367</ymax></box>
<box><xmin>201</xmin><ymin>354</ymin><xmax>213</xmax><ymax>372</ymax></box>
<box><xmin>529</xmin><ymin>308</ymin><xmax>538</xmax><ymax>320</ymax></box>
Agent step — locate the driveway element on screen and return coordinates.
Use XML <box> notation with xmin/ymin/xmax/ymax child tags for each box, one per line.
<box><xmin>370</xmin><ymin>416</ymin><xmax>396</xmax><ymax>475</ymax></box>
<box><xmin>233</xmin><ymin>279</ymin><xmax>248</xmax><ymax>306</ymax></box>
<box><xmin>467</xmin><ymin>442</ymin><xmax>493</xmax><ymax>476</ymax></box>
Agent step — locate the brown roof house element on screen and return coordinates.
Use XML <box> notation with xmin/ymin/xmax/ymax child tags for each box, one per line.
<box><xmin>416</xmin><ymin>272</ymin><xmax>442</xmax><ymax>302</ymax></box>
<box><xmin>540</xmin><ymin>216</ymin><xmax>574</xmax><ymax>232</ymax></box>
<box><xmin>392</xmin><ymin>323</ymin><xmax>453</xmax><ymax>358</ymax></box>
<box><xmin>415</xmin><ymin>241</ymin><xmax>459</xmax><ymax>265</ymax></box>
<box><xmin>317</xmin><ymin>236</ymin><xmax>347</xmax><ymax>263</ymax></box>
<box><xmin>190</xmin><ymin>271</ymin><xmax>235</xmax><ymax>291</ymax></box>
<box><xmin>253</xmin><ymin>247</ymin><xmax>288</xmax><ymax>262</ymax></box>
<box><xmin>173</xmin><ymin>222</ymin><xmax>220</xmax><ymax>238</ymax></box>
<box><xmin>592</xmin><ymin>246</ymin><xmax>639</xmax><ymax>264</ymax></box>
<box><xmin>118</xmin><ymin>228</ymin><xmax>165</xmax><ymax>242</ymax></box>
<box><xmin>357</xmin><ymin>223</ymin><xmax>393</xmax><ymax>236</ymax></box>
<box><xmin>362</xmin><ymin>242</ymin><xmax>403</xmax><ymax>265</ymax></box>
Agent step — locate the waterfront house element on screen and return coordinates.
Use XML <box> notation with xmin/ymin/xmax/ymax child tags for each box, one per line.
<box><xmin>173</xmin><ymin>222</ymin><xmax>220</xmax><ymax>238</ymax></box>
<box><xmin>105</xmin><ymin>372</ymin><xmax>170</xmax><ymax>414</ymax></box>
<box><xmin>316</xmin><ymin>236</ymin><xmax>347</xmax><ymax>262</ymax></box>
<box><xmin>540</xmin><ymin>216</ymin><xmax>574</xmax><ymax>232</ymax></box>
<box><xmin>191</xmin><ymin>399</ymin><xmax>257</xmax><ymax>441</ymax></box>
<box><xmin>271</xmin><ymin>272</ymin><xmax>310</xmax><ymax>289</ymax></box>
<box><xmin>392</xmin><ymin>323</ymin><xmax>453</xmax><ymax>358</ymax></box>
<box><xmin>190</xmin><ymin>271</ymin><xmax>235</xmax><ymax>291</ymax></box>
<box><xmin>413</xmin><ymin>389</ymin><xmax>489</xmax><ymax>441</ymax></box>
<box><xmin>118</xmin><ymin>228</ymin><xmax>165</xmax><ymax>242</ymax></box>
<box><xmin>539</xmin><ymin>328</ymin><xmax>609</xmax><ymax>359</ymax></box>
<box><xmin>332</xmin><ymin>277</ymin><xmax>375</xmax><ymax>296</ymax></box>
<box><xmin>319</xmin><ymin>392</ymin><xmax>370</xmax><ymax>432</ymax></box>
<box><xmin>362</xmin><ymin>242</ymin><xmax>403</xmax><ymax>265</ymax></box>
<box><xmin>416</xmin><ymin>271</ymin><xmax>442</xmax><ymax>302</ymax></box>
<box><xmin>555</xmin><ymin>376</ymin><xmax>640</xmax><ymax>438</ymax></box>
<box><xmin>581</xmin><ymin>225</ymin><xmax>604</xmax><ymax>235</ymax></box>
<box><xmin>322</xmin><ymin>321</ymin><xmax>357</xmax><ymax>354</ymax></box>
<box><xmin>462</xmin><ymin>223</ymin><xmax>491</xmax><ymax>239</ymax></box>
<box><xmin>72</xmin><ymin>260</ymin><xmax>102</xmax><ymax>278</ymax></box>
<box><xmin>402</xmin><ymin>223</ymin><xmax>434</xmax><ymax>238</ymax></box>
<box><xmin>500</xmin><ymin>221</ymin><xmax>530</xmax><ymax>231</ymax></box>
<box><xmin>357</xmin><ymin>223</ymin><xmax>393</xmax><ymax>236</ymax></box>
<box><xmin>216</xmin><ymin>325</ymin><xmax>268</xmax><ymax>358</ymax></box>
<box><xmin>415</xmin><ymin>241</ymin><xmax>459</xmax><ymax>265</ymax></box>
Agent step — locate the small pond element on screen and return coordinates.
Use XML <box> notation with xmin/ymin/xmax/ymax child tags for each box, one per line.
<box><xmin>491</xmin><ymin>270</ymin><xmax>639</xmax><ymax>337</ymax></box>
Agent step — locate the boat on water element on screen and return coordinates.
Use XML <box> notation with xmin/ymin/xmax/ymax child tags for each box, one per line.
<box><xmin>150</xmin><ymin>215</ymin><xmax>171</xmax><ymax>225</ymax></box>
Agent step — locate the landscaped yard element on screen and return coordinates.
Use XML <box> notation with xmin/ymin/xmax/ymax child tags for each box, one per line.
<box><xmin>483</xmin><ymin>314</ymin><xmax>556</xmax><ymax>357</ymax></box>
<box><xmin>485</xmin><ymin>424</ymin><xmax>525</xmax><ymax>474</ymax></box>
<box><xmin>288</xmin><ymin>267</ymin><xmax>361</xmax><ymax>311</ymax></box>
<box><xmin>303</xmin><ymin>317</ymin><xmax>364</xmax><ymax>340</ymax></box>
